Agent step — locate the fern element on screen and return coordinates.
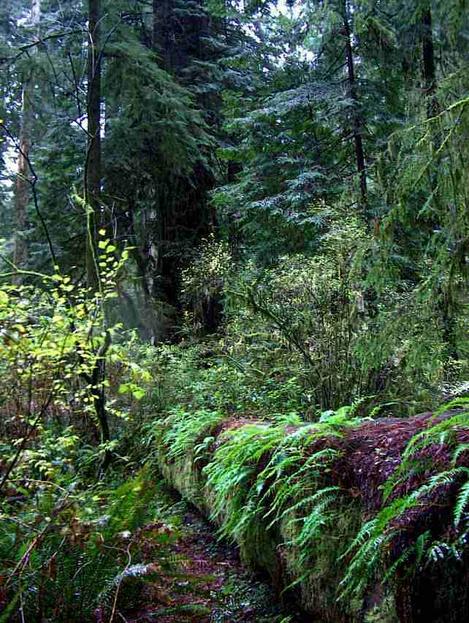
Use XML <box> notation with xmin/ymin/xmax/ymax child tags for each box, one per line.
<box><xmin>383</xmin><ymin>400</ymin><xmax>469</xmax><ymax>501</ymax></box>
<box><xmin>454</xmin><ymin>480</ymin><xmax>469</xmax><ymax>527</ymax></box>
<box><xmin>201</xmin><ymin>406</ymin><xmax>359</xmax><ymax>597</ymax></box>
<box><xmin>342</xmin><ymin>399</ymin><xmax>469</xmax><ymax>601</ymax></box>
<box><xmin>161</xmin><ymin>407</ymin><xmax>225</xmax><ymax>462</ymax></box>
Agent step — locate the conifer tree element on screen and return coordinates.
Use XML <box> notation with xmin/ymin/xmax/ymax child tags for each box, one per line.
<box><xmin>13</xmin><ymin>0</ymin><xmax>41</xmax><ymax>281</ymax></box>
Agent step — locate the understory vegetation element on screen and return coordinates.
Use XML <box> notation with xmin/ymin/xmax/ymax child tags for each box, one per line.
<box><xmin>1</xmin><ymin>0</ymin><xmax>469</xmax><ymax>621</ymax></box>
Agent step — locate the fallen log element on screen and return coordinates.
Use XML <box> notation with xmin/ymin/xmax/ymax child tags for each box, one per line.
<box><xmin>154</xmin><ymin>408</ymin><xmax>469</xmax><ymax>623</ymax></box>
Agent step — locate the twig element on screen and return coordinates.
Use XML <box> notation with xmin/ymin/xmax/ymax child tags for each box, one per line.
<box><xmin>109</xmin><ymin>542</ymin><xmax>133</xmax><ymax>623</ymax></box>
<box><xmin>0</xmin><ymin>121</ymin><xmax>57</xmax><ymax>267</ymax></box>
<box><xmin>0</xmin><ymin>30</ymin><xmax>82</xmax><ymax>66</ymax></box>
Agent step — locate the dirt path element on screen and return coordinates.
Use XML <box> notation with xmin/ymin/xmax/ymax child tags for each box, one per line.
<box><xmin>120</xmin><ymin>488</ymin><xmax>300</xmax><ymax>622</ymax></box>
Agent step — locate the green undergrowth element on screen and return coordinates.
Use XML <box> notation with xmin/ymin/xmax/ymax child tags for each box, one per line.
<box><xmin>204</xmin><ymin>412</ymin><xmax>356</xmax><ymax>545</ymax></box>
<box><xmin>153</xmin><ymin>406</ymin><xmax>363</xmax><ymax>609</ymax></box>
<box><xmin>134</xmin><ymin>298</ymin><xmax>469</xmax><ymax>617</ymax></box>
<box><xmin>137</xmin><ymin>339</ymin><xmax>309</xmax><ymax>421</ymax></box>
<box><xmin>202</xmin><ymin>410</ymin><xmax>364</xmax><ymax>617</ymax></box>
<box><xmin>0</xmin><ymin>468</ymin><xmax>175</xmax><ymax>622</ymax></box>
<box><xmin>159</xmin><ymin>406</ymin><xmax>226</xmax><ymax>463</ymax></box>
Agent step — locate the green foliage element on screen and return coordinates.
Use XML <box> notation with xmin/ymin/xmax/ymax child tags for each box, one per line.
<box><xmin>0</xmin><ymin>234</ymin><xmax>134</xmax><ymax>462</ymax></box>
<box><xmin>203</xmin><ymin>411</ymin><xmax>358</xmax><ymax>574</ymax></box>
<box><xmin>0</xmin><ymin>253</ymin><xmax>160</xmax><ymax>620</ymax></box>
<box><xmin>160</xmin><ymin>407</ymin><xmax>226</xmax><ymax>462</ymax></box>
<box><xmin>137</xmin><ymin>337</ymin><xmax>308</xmax><ymax>421</ymax></box>
<box><xmin>204</xmin><ymin>416</ymin><xmax>301</xmax><ymax>542</ymax></box>
<box><xmin>0</xmin><ymin>469</ymin><xmax>164</xmax><ymax>622</ymax></box>
<box><xmin>105</xmin><ymin>35</ymin><xmax>212</xmax><ymax>177</ymax></box>
<box><xmin>181</xmin><ymin>235</ymin><xmax>232</xmax><ymax>331</ymax></box>
<box><xmin>1</xmin><ymin>0</ymin><xmax>469</xmax><ymax>619</ymax></box>
<box><xmin>225</xmin><ymin>248</ymin><xmax>447</xmax><ymax>414</ymax></box>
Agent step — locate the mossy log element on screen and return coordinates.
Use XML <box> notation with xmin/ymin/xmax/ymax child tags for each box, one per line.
<box><xmin>155</xmin><ymin>411</ymin><xmax>469</xmax><ymax>623</ymax></box>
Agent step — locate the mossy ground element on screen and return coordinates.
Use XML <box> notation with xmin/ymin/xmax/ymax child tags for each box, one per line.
<box><xmin>122</xmin><ymin>481</ymin><xmax>300</xmax><ymax>622</ymax></box>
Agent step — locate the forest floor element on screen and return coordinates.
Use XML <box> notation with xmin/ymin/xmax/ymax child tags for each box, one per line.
<box><xmin>121</xmin><ymin>483</ymin><xmax>300</xmax><ymax>623</ymax></box>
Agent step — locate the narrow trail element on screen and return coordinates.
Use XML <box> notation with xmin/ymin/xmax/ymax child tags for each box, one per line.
<box><xmin>121</xmin><ymin>486</ymin><xmax>301</xmax><ymax>623</ymax></box>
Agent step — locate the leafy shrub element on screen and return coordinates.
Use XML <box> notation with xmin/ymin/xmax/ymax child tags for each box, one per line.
<box><xmin>226</xmin><ymin>251</ymin><xmax>450</xmax><ymax>415</ymax></box>
<box><xmin>0</xmin><ymin>243</ymin><xmax>159</xmax><ymax>620</ymax></box>
<box><xmin>136</xmin><ymin>339</ymin><xmax>308</xmax><ymax>422</ymax></box>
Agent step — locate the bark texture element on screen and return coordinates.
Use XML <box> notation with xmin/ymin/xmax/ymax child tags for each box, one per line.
<box><xmin>341</xmin><ymin>0</ymin><xmax>367</xmax><ymax>215</ymax></box>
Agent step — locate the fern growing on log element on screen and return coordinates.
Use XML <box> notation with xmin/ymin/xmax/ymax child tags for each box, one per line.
<box><xmin>341</xmin><ymin>399</ymin><xmax>469</xmax><ymax>601</ymax></box>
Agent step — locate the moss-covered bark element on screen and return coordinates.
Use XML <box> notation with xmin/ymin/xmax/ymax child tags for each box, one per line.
<box><xmin>154</xmin><ymin>410</ymin><xmax>469</xmax><ymax>622</ymax></box>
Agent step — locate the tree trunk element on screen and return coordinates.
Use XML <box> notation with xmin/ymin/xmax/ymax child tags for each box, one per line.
<box><xmin>85</xmin><ymin>0</ymin><xmax>102</xmax><ymax>291</ymax></box>
<box><xmin>91</xmin><ymin>331</ymin><xmax>112</xmax><ymax>475</ymax></box>
<box><xmin>13</xmin><ymin>0</ymin><xmax>41</xmax><ymax>282</ymax></box>
<box><xmin>85</xmin><ymin>0</ymin><xmax>111</xmax><ymax>470</ymax></box>
<box><xmin>421</xmin><ymin>3</ymin><xmax>438</xmax><ymax>118</ymax></box>
<box><xmin>153</xmin><ymin>0</ymin><xmax>172</xmax><ymax>69</ymax></box>
<box><xmin>150</xmin><ymin>0</ymin><xmax>218</xmax><ymax>335</ymax></box>
<box><xmin>341</xmin><ymin>0</ymin><xmax>368</xmax><ymax>216</ymax></box>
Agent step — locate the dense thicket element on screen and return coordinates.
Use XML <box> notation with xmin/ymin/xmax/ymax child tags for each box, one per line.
<box><xmin>0</xmin><ymin>0</ymin><xmax>468</xmax><ymax>621</ymax></box>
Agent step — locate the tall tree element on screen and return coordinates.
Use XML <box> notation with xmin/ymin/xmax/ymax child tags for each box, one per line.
<box><xmin>341</xmin><ymin>0</ymin><xmax>367</xmax><ymax>214</ymax></box>
<box><xmin>420</xmin><ymin>1</ymin><xmax>437</xmax><ymax>117</ymax></box>
<box><xmin>150</xmin><ymin>0</ymin><xmax>220</xmax><ymax>329</ymax></box>
<box><xmin>85</xmin><ymin>0</ymin><xmax>102</xmax><ymax>289</ymax></box>
<box><xmin>13</xmin><ymin>0</ymin><xmax>41</xmax><ymax>281</ymax></box>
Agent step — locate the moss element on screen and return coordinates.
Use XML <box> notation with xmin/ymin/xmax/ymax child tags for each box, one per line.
<box><xmin>157</xmin><ymin>448</ymin><xmax>209</xmax><ymax>513</ymax></box>
<box><xmin>279</xmin><ymin>500</ymin><xmax>363</xmax><ymax>623</ymax></box>
<box><xmin>238</xmin><ymin>520</ymin><xmax>280</xmax><ymax>583</ymax></box>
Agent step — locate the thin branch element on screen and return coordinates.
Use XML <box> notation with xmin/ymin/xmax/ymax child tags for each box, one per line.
<box><xmin>1</xmin><ymin>121</ymin><xmax>57</xmax><ymax>267</ymax></box>
<box><xmin>0</xmin><ymin>29</ymin><xmax>82</xmax><ymax>66</ymax></box>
